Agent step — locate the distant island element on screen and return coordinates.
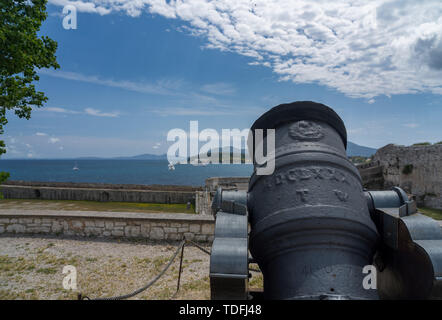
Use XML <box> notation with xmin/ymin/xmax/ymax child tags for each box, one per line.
<box><xmin>79</xmin><ymin>141</ymin><xmax>377</xmax><ymax>162</ymax></box>
<box><xmin>1</xmin><ymin>141</ymin><xmax>377</xmax><ymax>160</ymax></box>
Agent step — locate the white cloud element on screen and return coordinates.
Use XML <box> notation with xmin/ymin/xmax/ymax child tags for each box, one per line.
<box><xmin>43</xmin><ymin>107</ymin><xmax>81</xmax><ymax>114</ymax></box>
<box><xmin>38</xmin><ymin>106</ymin><xmax>120</xmax><ymax>118</ymax></box>
<box><xmin>201</xmin><ymin>83</ymin><xmax>236</xmax><ymax>95</ymax></box>
<box><xmin>39</xmin><ymin>69</ymin><xmax>177</xmax><ymax>95</ymax></box>
<box><xmin>48</xmin><ymin>0</ymin><xmax>111</xmax><ymax>15</ymax></box>
<box><xmin>84</xmin><ymin>108</ymin><xmax>119</xmax><ymax>118</ymax></box>
<box><xmin>48</xmin><ymin>0</ymin><xmax>442</xmax><ymax>99</ymax></box>
<box><xmin>403</xmin><ymin>123</ymin><xmax>419</xmax><ymax>128</ymax></box>
<box><xmin>49</xmin><ymin>137</ymin><xmax>60</xmax><ymax>144</ymax></box>
<box><xmin>35</xmin><ymin>132</ymin><xmax>48</xmax><ymax>136</ymax></box>
<box><xmin>152</xmin><ymin>107</ymin><xmax>233</xmax><ymax>116</ymax></box>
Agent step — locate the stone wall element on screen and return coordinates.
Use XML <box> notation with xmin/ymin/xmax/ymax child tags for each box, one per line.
<box><xmin>0</xmin><ymin>185</ymin><xmax>195</xmax><ymax>205</ymax></box>
<box><xmin>195</xmin><ymin>190</ymin><xmax>212</xmax><ymax>215</ymax></box>
<box><xmin>357</xmin><ymin>161</ymin><xmax>384</xmax><ymax>190</ymax></box>
<box><xmin>205</xmin><ymin>177</ymin><xmax>250</xmax><ymax>192</ymax></box>
<box><xmin>0</xmin><ymin>210</ymin><xmax>214</xmax><ymax>242</ymax></box>
<box><xmin>372</xmin><ymin>144</ymin><xmax>442</xmax><ymax>209</ymax></box>
<box><xmin>2</xmin><ymin>180</ymin><xmax>201</xmax><ymax>191</ymax></box>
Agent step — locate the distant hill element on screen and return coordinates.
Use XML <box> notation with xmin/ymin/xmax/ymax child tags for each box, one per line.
<box><xmin>3</xmin><ymin>142</ymin><xmax>376</xmax><ymax>160</ymax></box>
<box><xmin>72</xmin><ymin>154</ymin><xmax>167</xmax><ymax>160</ymax></box>
<box><xmin>346</xmin><ymin>141</ymin><xmax>377</xmax><ymax>157</ymax></box>
<box><xmin>71</xmin><ymin>142</ymin><xmax>377</xmax><ymax>161</ymax></box>
<box><xmin>112</xmin><ymin>153</ymin><xmax>167</xmax><ymax>160</ymax></box>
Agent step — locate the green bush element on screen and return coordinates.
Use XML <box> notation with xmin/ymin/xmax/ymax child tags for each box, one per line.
<box><xmin>412</xmin><ymin>142</ymin><xmax>431</xmax><ymax>146</ymax></box>
<box><xmin>402</xmin><ymin>164</ymin><xmax>413</xmax><ymax>175</ymax></box>
<box><xmin>0</xmin><ymin>171</ymin><xmax>10</xmax><ymax>199</ymax></box>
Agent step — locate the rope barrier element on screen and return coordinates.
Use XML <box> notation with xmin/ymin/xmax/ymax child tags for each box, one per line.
<box><xmin>79</xmin><ymin>239</ymin><xmax>185</xmax><ymax>300</ymax></box>
<box><xmin>79</xmin><ymin>238</ymin><xmax>212</xmax><ymax>301</ymax></box>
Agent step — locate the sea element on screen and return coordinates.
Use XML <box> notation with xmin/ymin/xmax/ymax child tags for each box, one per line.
<box><xmin>0</xmin><ymin>160</ymin><xmax>254</xmax><ymax>186</ymax></box>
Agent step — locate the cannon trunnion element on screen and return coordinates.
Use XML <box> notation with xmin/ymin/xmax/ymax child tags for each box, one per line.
<box><xmin>209</xmin><ymin>101</ymin><xmax>442</xmax><ymax>300</ymax></box>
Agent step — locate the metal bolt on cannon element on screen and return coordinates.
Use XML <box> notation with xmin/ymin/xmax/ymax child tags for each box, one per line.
<box><xmin>209</xmin><ymin>101</ymin><xmax>442</xmax><ymax>300</ymax></box>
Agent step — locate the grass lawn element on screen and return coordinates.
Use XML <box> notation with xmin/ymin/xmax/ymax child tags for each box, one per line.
<box><xmin>0</xmin><ymin>198</ymin><xmax>195</xmax><ymax>214</ymax></box>
<box><xmin>418</xmin><ymin>207</ymin><xmax>442</xmax><ymax>220</ymax></box>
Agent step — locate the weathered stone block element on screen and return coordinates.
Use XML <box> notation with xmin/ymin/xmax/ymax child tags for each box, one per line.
<box><xmin>150</xmin><ymin>227</ymin><xmax>164</xmax><ymax>240</ymax></box>
<box><xmin>152</xmin><ymin>222</ymin><xmax>167</xmax><ymax>227</ymax></box>
<box><xmin>85</xmin><ymin>227</ymin><xmax>102</xmax><ymax>236</ymax></box>
<box><xmin>112</xmin><ymin>230</ymin><xmax>124</xmax><ymax>237</ymax></box>
<box><xmin>164</xmin><ymin>227</ymin><xmax>177</xmax><ymax>233</ymax></box>
<box><xmin>105</xmin><ymin>221</ymin><xmax>114</xmax><ymax>229</ymax></box>
<box><xmin>189</xmin><ymin>224</ymin><xmax>201</xmax><ymax>233</ymax></box>
<box><xmin>194</xmin><ymin>235</ymin><xmax>207</xmax><ymax>242</ymax></box>
<box><xmin>52</xmin><ymin>221</ymin><xmax>63</xmax><ymax>233</ymax></box>
<box><xmin>167</xmin><ymin>233</ymin><xmax>181</xmax><ymax>241</ymax></box>
<box><xmin>125</xmin><ymin>226</ymin><xmax>141</xmax><ymax>237</ymax></box>
<box><xmin>170</xmin><ymin>223</ymin><xmax>182</xmax><ymax>228</ymax></box>
<box><xmin>27</xmin><ymin>226</ymin><xmax>51</xmax><ymax>233</ymax></box>
<box><xmin>140</xmin><ymin>225</ymin><xmax>150</xmax><ymax>236</ymax></box>
<box><xmin>84</xmin><ymin>220</ymin><xmax>95</xmax><ymax>227</ymax></box>
<box><xmin>6</xmin><ymin>224</ymin><xmax>25</xmax><ymax>233</ymax></box>
<box><xmin>202</xmin><ymin>224</ymin><xmax>214</xmax><ymax>235</ymax></box>
<box><xmin>184</xmin><ymin>232</ymin><xmax>195</xmax><ymax>240</ymax></box>
<box><xmin>95</xmin><ymin>220</ymin><xmax>105</xmax><ymax>227</ymax></box>
<box><xmin>71</xmin><ymin>221</ymin><xmax>84</xmax><ymax>231</ymax></box>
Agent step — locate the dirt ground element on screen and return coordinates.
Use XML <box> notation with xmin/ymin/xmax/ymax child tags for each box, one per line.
<box><xmin>0</xmin><ymin>235</ymin><xmax>213</xmax><ymax>300</ymax></box>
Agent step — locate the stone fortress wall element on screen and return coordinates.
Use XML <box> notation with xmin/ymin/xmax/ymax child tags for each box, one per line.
<box><xmin>0</xmin><ymin>181</ymin><xmax>197</xmax><ymax>205</ymax></box>
<box><xmin>370</xmin><ymin>143</ymin><xmax>442</xmax><ymax>209</ymax></box>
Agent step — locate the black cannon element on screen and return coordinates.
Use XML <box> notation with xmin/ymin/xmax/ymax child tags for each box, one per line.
<box><xmin>209</xmin><ymin>101</ymin><xmax>442</xmax><ymax>300</ymax></box>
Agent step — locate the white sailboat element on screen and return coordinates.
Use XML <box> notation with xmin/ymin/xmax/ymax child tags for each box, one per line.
<box><xmin>73</xmin><ymin>162</ymin><xmax>79</xmax><ymax>171</ymax></box>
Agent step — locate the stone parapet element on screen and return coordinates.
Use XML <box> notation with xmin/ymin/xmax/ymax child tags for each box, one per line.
<box><xmin>0</xmin><ymin>210</ymin><xmax>214</xmax><ymax>242</ymax></box>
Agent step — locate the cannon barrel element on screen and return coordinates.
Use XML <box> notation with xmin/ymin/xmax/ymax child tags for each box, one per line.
<box><xmin>209</xmin><ymin>101</ymin><xmax>442</xmax><ymax>300</ymax></box>
<box><xmin>247</xmin><ymin>101</ymin><xmax>379</xmax><ymax>300</ymax></box>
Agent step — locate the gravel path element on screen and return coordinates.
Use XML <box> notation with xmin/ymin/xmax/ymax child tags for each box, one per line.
<box><xmin>0</xmin><ymin>235</ymin><xmax>211</xmax><ymax>300</ymax></box>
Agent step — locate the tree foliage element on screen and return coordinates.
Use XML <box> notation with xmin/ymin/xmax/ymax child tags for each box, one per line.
<box><xmin>0</xmin><ymin>0</ymin><xmax>59</xmax><ymax>183</ymax></box>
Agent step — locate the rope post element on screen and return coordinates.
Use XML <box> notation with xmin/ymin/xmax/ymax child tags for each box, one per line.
<box><xmin>176</xmin><ymin>236</ymin><xmax>186</xmax><ymax>295</ymax></box>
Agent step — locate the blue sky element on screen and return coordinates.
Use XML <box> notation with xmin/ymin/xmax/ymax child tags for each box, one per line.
<box><xmin>2</xmin><ymin>0</ymin><xmax>442</xmax><ymax>159</ymax></box>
